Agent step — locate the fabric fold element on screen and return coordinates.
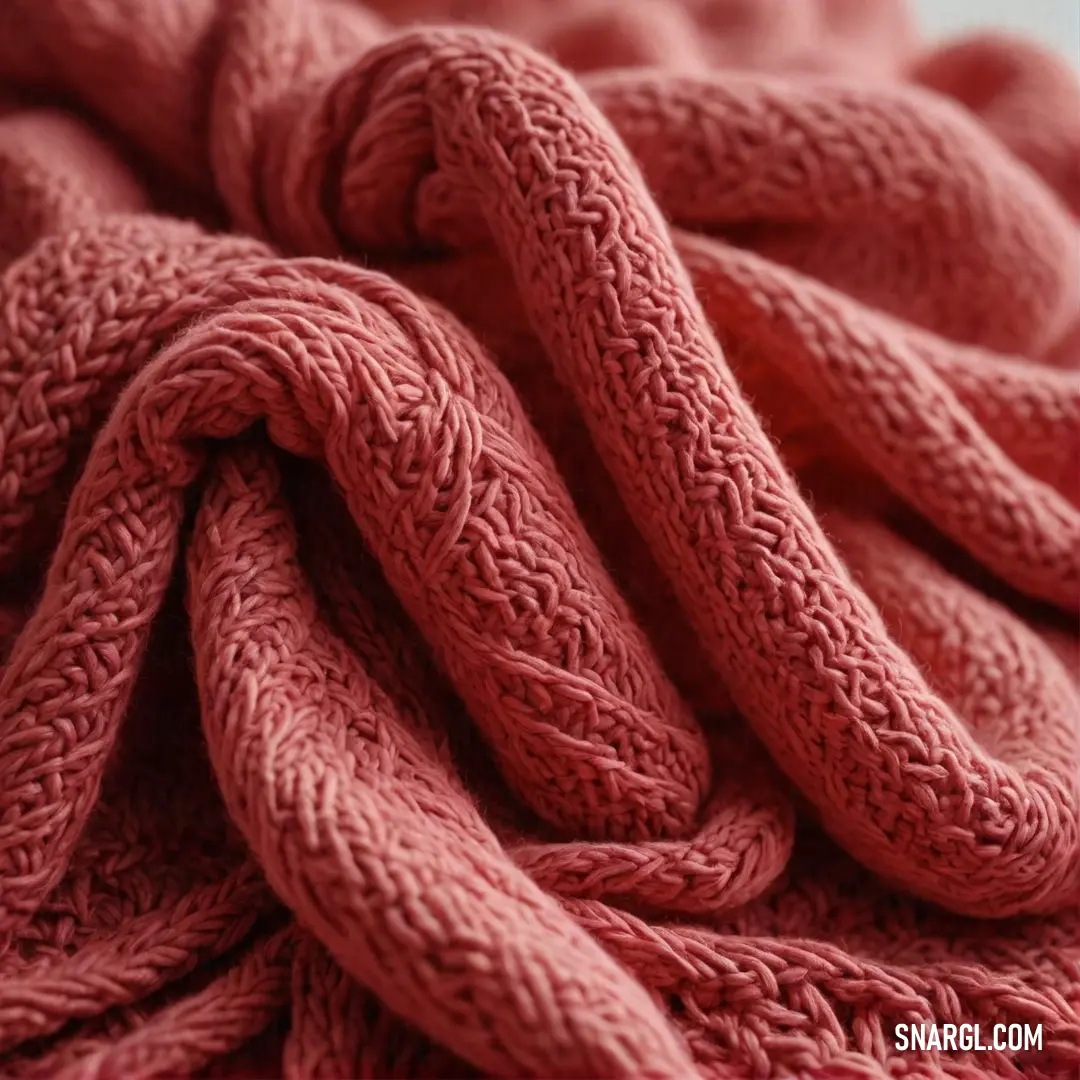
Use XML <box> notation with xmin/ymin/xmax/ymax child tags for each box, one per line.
<box><xmin>0</xmin><ymin>1</ymin><xmax>1077</xmax><ymax>1076</ymax></box>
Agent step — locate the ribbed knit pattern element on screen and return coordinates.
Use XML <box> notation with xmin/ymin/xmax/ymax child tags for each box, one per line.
<box><xmin>0</xmin><ymin>1</ymin><xmax>1077</xmax><ymax>1077</ymax></box>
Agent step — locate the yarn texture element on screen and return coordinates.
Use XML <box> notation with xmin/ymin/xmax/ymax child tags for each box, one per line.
<box><xmin>0</xmin><ymin>0</ymin><xmax>1078</xmax><ymax>1077</ymax></box>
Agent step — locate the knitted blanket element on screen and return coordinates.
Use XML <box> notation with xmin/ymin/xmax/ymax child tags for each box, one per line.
<box><xmin>0</xmin><ymin>1</ymin><xmax>1077</xmax><ymax>1077</ymax></box>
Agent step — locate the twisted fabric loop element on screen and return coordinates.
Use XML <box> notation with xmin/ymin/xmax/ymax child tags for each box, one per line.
<box><xmin>0</xmin><ymin>1</ymin><xmax>1078</xmax><ymax>1076</ymax></box>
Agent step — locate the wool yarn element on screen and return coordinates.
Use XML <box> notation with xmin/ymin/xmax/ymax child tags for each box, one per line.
<box><xmin>0</xmin><ymin>0</ymin><xmax>1078</xmax><ymax>1077</ymax></box>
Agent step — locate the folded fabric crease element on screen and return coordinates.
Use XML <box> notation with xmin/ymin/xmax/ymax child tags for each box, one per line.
<box><xmin>0</xmin><ymin>1</ymin><xmax>1077</xmax><ymax>1077</ymax></box>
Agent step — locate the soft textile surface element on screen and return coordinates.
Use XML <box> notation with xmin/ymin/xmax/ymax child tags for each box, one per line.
<box><xmin>0</xmin><ymin>1</ymin><xmax>1077</xmax><ymax>1077</ymax></box>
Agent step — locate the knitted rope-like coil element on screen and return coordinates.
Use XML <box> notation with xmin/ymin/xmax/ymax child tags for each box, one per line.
<box><xmin>0</xmin><ymin>0</ymin><xmax>1078</xmax><ymax>1077</ymax></box>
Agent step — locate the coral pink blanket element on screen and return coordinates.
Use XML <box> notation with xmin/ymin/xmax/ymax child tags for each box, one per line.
<box><xmin>0</xmin><ymin>1</ymin><xmax>1078</xmax><ymax>1077</ymax></box>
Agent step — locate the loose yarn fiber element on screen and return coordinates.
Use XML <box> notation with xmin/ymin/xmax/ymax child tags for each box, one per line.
<box><xmin>0</xmin><ymin>0</ymin><xmax>1078</xmax><ymax>1077</ymax></box>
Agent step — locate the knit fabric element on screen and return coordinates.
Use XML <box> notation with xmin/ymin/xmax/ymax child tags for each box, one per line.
<box><xmin>0</xmin><ymin>0</ymin><xmax>1077</xmax><ymax>1077</ymax></box>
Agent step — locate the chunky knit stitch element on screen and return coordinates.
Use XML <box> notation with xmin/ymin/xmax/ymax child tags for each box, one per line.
<box><xmin>0</xmin><ymin>1</ymin><xmax>1077</xmax><ymax>1078</ymax></box>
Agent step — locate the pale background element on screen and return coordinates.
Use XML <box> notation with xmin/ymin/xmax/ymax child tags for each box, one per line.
<box><xmin>912</xmin><ymin>0</ymin><xmax>1080</xmax><ymax>64</ymax></box>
